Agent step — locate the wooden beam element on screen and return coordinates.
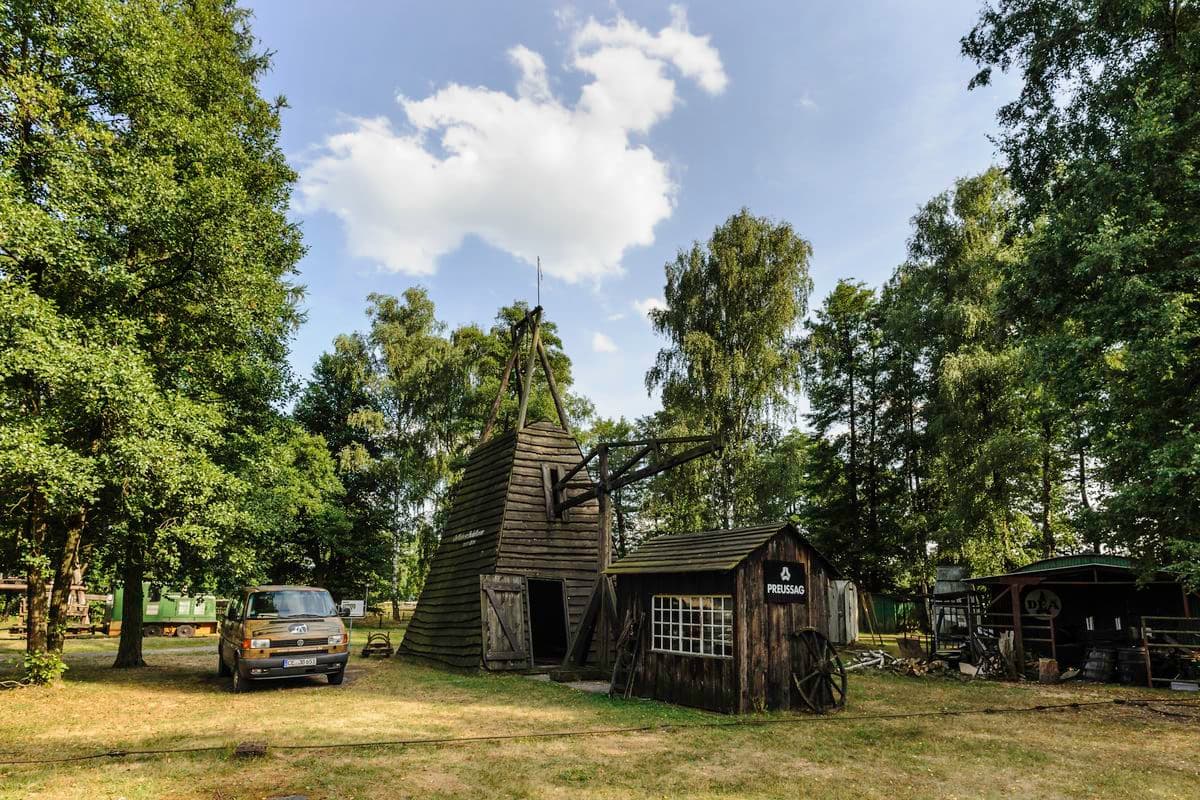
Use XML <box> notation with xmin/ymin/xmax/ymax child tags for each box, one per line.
<box><xmin>479</xmin><ymin>342</ymin><xmax>521</xmax><ymax>444</ymax></box>
<box><xmin>595</xmin><ymin>436</ymin><xmax>713</xmax><ymax>448</ymax></box>
<box><xmin>553</xmin><ymin>446</ymin><xmax>600</xmax><ymax>493</ymax></box>
<box><xmin>1010</xmin><ymin>583</ymin><xmax>1025</xmax><ymax>677</ymax></box>
<box><xmin>515</xmin><ymin>312</ymin><xmax>542</xmax><ymax>430</ymax></box>
<box><xmin>598</xmin><ymin>446</ymin><xmax>611</xmax><ymax>568</ymax></box>
<box><xmin>608</xmin><ymin>438</ymin><xmax>722</xmax><ymax>494</ymax></box>
<box><xmin>609</xmin><ymin>445</ymin><xmax>653</xmax><ymax>481</ymax></box>
<box><xmin>535</xmin><ymin>338</ymin><xmax>571</xmax><ymax>434</ymax></box>
<box><xmin>555</xmin><ymin>437</ymin><xmax>720</xmax><ymax>515</ymax></box>
<box><xmin>597</xmin><ymin>447</ymin><xmax>612</xmax><ymax>669</ymax></box>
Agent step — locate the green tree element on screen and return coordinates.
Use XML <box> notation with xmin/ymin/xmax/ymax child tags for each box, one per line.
<box><xmin>803</xmin><ymin>280</ymin><xmax>902</xmax><ymax>588</ymax></box>
<box><xmin>0</xmin><ymin>0</ymin><xmax>302</xmax><ymax>672</ymax></box>
<box><xmin>647</xmin><ymin>209</ymin><xmax>813</xmax><ymax>529</ymax></box>
<box><xmin>965</xmin><ymin>1</ymin><xmax>1200</xmax><ymax>584</ymax></box>
<box><xmin>294</xmin><ymin>334</ymin><xmax>392</xmax><ymax>601</ymax></box>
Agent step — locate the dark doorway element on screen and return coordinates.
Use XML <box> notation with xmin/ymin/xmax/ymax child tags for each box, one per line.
<box><xmin>527</xmin><ymin>578</ymin><xmax>569</xmax><ymax>663</ymax></box>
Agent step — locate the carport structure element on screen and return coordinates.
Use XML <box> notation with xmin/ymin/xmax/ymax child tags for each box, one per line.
<box><xmin>968</xmin><ymin>554</ymin><xmax>1197</xmax><ymax>671</ymax></box>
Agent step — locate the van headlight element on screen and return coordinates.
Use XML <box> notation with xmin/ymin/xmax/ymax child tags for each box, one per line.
<box><xmin>250</xmin><ymin>638</ymin><xmax>270</xmax><ymax>649</ymax></box>
<box><xmin>328</xmin><ymin>634</ymin><xmax>345</xmax><ymax>645</ymax></box>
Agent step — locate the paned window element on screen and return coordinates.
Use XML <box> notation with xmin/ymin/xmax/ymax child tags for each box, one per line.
<box><xmin>651</xmin><ymin>595</ymin><xmax>733</xmax><ymax>658</ymax></box>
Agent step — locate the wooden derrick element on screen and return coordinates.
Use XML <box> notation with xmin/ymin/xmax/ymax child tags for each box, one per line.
<box><xmin>399</xmin><ymin>304</ymin><xmax>721</xmax><ymax>672</ymax></box>
<box><xmin>399</xmin><ymin>307</ymin><xmax>600</xmax><ymax>669</ymax></box>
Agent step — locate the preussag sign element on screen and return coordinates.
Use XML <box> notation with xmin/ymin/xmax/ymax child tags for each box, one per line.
<box><xmin>764</xmin><ymin>560</ymin><xmax>807</xmax><ymax>603</ymax></box>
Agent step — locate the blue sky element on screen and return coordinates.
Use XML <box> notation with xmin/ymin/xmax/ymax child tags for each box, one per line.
<box><xmin>247</xmin><ymin>1</ymin><xmax>1017</xmax><ymax>422</ymax></box>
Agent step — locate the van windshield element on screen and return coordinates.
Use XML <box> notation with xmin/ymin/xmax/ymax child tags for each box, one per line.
<box><xmin>246</xmin><ymin>590</ymin><xmax>337</xmax><ymax>620</ymax></box>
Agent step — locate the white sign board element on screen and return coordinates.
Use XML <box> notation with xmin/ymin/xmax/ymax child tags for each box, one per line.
<box><xmin>340</xmin><ymin>599</ymin><xmax>366</xmax><ymax>618</ymax></box>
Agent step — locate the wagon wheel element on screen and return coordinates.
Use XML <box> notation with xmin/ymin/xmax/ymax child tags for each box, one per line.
<box><xmin>791</xmin><ymin>629</ymin><xmax>847</xmax><ymax>714</ymax></box>
<box><xmin>175</xmin><ymin>624</ymin><xmax>195</xmax><ymax>638</ymax></box>
<box><xmin>143</xmin><ymin>624</ymin><xmax>163</xmax><ymax>637</ymax></box>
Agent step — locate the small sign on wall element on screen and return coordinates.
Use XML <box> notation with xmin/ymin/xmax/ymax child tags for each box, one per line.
<box><xmin>764</xmin><ymin>560</ymin><xmax>807</xmax><ymax>603</ymax></box>
<box><xmin>340</xmin><ymin>599</ymin><xmax>366</xmax><ymax>618</ymax></box>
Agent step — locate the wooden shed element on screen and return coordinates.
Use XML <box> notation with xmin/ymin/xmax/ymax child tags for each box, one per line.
<box><xmin>967</xmin><ymin>554</ymin><xmax>1199</xmax><ymax>684</ymax></box>
<box><xmin>607</xmin><ymin>522</ymin><xmax>845</xmax><ymax>714</ymax></box>
<box><xmin>398</xmin><ymin>421</ymin><xmax>601</xmax><ymax>669</ymax></box>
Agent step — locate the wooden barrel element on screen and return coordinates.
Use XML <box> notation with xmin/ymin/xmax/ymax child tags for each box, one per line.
<box><xmin>1082</xmin><ymin>648</ymin><xmax>1116</xmax><ymax>682</ymax></box>
<box><xmin>1117</xmin><ymin>646</ymin><xmax>1148</xmax><ymax>685</ymax></box>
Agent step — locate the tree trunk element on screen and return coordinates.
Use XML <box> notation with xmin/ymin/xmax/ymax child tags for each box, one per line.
<box><xmin>1075</xmin><ymin>423</ymin><xmax>1098</xmax><ymax>554</ymax></box>
<box><xmin>866</xmin><ymin>349</ymin><xmax>880</xmax><ymax>552</ymax></box>
<box><xmin>24</xmin><ymin>491</ymin><xmax>48</xmax><ymax>656</ymax></box>
<box><xmin>113</xmin><ymin>534</ymin><xmax>146</xmax><ymax>668</ymax></box>
<box><xmin>846</xmin><ymin>344</ymin><xmax>860</xmax><ymax>535</ymax></box>
<box><xmin>46</xmin><ymin>507</ymin><xmax>86</xmax><ymax>653</ymax></box>
<box><xmin>1040</xmin><ymin>418</ymin><xmax>1054</xmax><ymax>559</ymax></box>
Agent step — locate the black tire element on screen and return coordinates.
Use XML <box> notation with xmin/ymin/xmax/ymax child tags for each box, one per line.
<box><xmin>217</xmin><ymin>642</ymin><xmax>231</xmax><ymax>677</ymax></box>
<box><xmin>231</xmin><ymin>657</ymin><xmax>248</xmax><ymax>693</ymax></box>
<box><xmin>327</xmin><ymin>669</ymin><xmax>345</xmax><ymax>686</ymax></box>
<box><xmin>143</xmin><ymin>624</ymin><xmax>163</xmax><ymax>637</ymax></box>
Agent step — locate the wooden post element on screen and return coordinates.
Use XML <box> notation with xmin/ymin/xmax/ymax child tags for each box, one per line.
<box><xmin>1009</xmin><ymin>581</ymin><xmax>1025</xmax><ymax>676</ymax></box>
<box><xmin>1142</xmin><ymin>619</ymin><xmax>1154</xmax><ymax>688</ymax></box>
<box><xmin>480</xmin><ymin>344</ymin><xmax>521</xmax><ymax>444</ymax></box>
<box><xmin>597</xmin><ymin>446</ymin><xmax>611</xmax><ymax>668</ymax></box>
<box><xmin>536</xmin><ymin>339</ymin><xmax>571</xmax><ymax>434</ymax></box>
<box><xmin>514</xmin><ymin>315</ymin><xmax>541</xmax><ymax>430</ymax></box>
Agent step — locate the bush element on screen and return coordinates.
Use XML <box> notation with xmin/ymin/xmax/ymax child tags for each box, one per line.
<box><xmin>23</xmin><ymin>652</ymin><xmax>68</xmax><ymax>685</ymax></box>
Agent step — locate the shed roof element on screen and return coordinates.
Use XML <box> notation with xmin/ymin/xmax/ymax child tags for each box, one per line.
<box><xmin>968</xmin><ymin>553</ymin><xmax>1175</xmax><ymax>584</ymax></box>
<box><xmin>1015</xmin><ymin>554</ymin><xmax>1134</xmax><ymax>574</ymax></box>
<box><xmin>606</xmin><ymin>522</ymin><xmax>839</xmax><ymax>576</ymax></box>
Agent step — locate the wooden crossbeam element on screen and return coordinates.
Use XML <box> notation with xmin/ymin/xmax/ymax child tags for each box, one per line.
<box><xmin>609</xmin><ymin>445</ymin><xmax>653</xmax><ymax>481</ymax></box>
<box><xmin>555</xmin><ymin>437</ymin><xmax>721</xmax><ymax>516</ymax></box>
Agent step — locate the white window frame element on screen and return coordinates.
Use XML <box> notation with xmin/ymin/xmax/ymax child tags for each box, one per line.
<box><xmin>651</xmin><ymin>594</ymin><xmax>734</xmax><ymax>659</ymax></box>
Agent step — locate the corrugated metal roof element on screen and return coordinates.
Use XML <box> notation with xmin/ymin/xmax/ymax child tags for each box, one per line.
<box><xmin>606</xmin><ymin>522</ymin><xmax>836</xmax><ymax>575</ymax></box>
<box><xmin>1011</xmin><ymin>554</ymin><xmax>1134</xmax><ymax>574</ymax></box>
<box><xmin>968</xmin><ymin>553</ymin><xmax>1145</xmax><ymax>583</ymax></box>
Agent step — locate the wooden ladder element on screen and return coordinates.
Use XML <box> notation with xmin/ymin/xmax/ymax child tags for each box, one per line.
<box><xmin>608</xmin><ymin>602</ymin><xmax>644</xmax><ymax>699</ymax></box>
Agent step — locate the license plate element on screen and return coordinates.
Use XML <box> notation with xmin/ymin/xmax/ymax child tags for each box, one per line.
<box><xmin>283</xmin><ymin>657</ymin><xmax>317</xmax><ymax>668</ymax></box>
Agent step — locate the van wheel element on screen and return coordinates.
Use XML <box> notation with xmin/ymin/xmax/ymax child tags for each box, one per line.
<box><xmin>327</xmin><ymin>669</ymin><xmax>345</xmax><ymax>686</ymax></box>
<box><xmin>217</xmin><ymin>642</ymin><xmax>231</xmax><ymax>677</ymax></box>
<box><xmin>231</xmin><ymin>657</ymin><xmax>248</xmax><ymax>693</ymax></box>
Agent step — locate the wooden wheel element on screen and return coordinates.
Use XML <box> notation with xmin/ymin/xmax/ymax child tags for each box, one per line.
<box><xmin>791</xmin><ymin>628</ymin><xmax>847</xmax><ymax>714</ymax></box>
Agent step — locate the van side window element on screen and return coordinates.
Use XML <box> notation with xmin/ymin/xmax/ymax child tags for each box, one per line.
<box><xmin>227</xmin><ymin>597</ymin><xmax>242</xmax><ymax>621</ymax></box>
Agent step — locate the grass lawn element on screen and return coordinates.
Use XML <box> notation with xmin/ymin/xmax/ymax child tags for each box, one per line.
<box><xmin>1</xmin><ymin>631</ymin><xmax>1197</xmax><ymax>800</ymax></box>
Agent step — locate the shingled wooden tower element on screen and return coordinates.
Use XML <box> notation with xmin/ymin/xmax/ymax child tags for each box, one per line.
<box><xmin>398</xmin><ymin>308</ymin><xmax>602</xmax><ymax>670</ymax></box>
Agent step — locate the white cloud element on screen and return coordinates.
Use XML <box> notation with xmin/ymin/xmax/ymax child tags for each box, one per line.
<box><xmin>592</xmin><ymin>332</ymin><xmax>619</xmax><ymax>353</ymax></box>
<box><xmin>298</xmin><ymin>7</ymin><xmax>726</xmax><ymax>283</ymax></box>
<box><xmin>797</xmin><ymin>91</ymin><xmax>819</xmax><ymax>112</ymax></box>
<box><xmin>633</xmin><ymin>296</ymin><xmax>667</xmax><ymax>320</ymax></box>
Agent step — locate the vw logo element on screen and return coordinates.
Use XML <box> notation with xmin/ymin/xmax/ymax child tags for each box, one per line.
<box><xmin>289</xmin><ymin>623</ymin><xmax>308</xmax><ymax>635</ymax></box>
<box><xmin>297</xmin><ymin>639</ymin><xmax>305</xmax><ymax>647</ymax></box>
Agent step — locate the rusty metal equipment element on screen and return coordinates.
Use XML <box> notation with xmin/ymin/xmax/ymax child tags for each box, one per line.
<box><xmin>361</xmin><ymin>631</ymin><xmax>394</xmax><ymax>658</ymax></box>
<box><xmin>791</xmin><ymin>628</ymin><xmax>847</xmax><ymax>714</ymax></box>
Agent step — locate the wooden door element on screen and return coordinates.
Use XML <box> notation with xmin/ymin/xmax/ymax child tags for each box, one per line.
<box><xmin>480</xmin><ymin>574</ymin><xmax>530</xmax><ymax>670</ymax></box>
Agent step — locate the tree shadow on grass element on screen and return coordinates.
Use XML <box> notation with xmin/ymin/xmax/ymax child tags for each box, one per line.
<box><xmin>55</xmin><ymin>655</ymin><xmax>363</xmax><ymax>695</ymax></box>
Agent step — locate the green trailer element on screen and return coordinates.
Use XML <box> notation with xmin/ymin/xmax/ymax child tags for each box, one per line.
<box><xmin>108</xmin><ymin>584</ymin><xmax>221</xmax><ymax>637</ymax></box>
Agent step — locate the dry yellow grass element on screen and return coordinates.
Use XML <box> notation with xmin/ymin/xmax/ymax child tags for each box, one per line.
<box><xmin>1</xmin><ymin>635</ymin><xmax>1198</xmax><ymax>800</ymax></box>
